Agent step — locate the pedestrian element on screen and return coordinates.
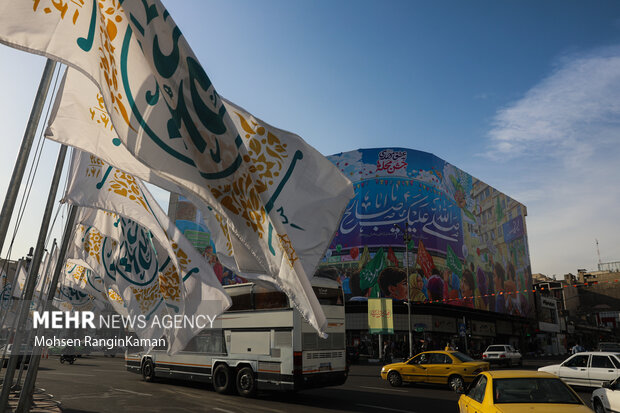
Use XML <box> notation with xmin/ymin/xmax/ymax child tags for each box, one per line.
<box><xmin>383</xmin><ymin>341</ymin><xmax>392</xmax><ymax>364</ymax></box>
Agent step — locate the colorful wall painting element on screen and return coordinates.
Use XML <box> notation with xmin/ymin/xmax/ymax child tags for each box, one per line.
<box><xmin>324</xmin><ymin>148</ymin><xmax>534</xmax><ymax>318</ymax></box>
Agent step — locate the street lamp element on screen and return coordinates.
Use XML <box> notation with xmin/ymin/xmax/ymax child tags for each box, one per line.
<box><xmin>394</xmin><ymin>222</ymin><xmax>413</xmax><ymax>358</ymax></box>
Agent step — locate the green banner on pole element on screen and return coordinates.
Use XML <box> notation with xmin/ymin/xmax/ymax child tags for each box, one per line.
<box><xmin>446</xmin><ymin>244</ymin><xmax>463</xmax><ymax>275</ymax></box>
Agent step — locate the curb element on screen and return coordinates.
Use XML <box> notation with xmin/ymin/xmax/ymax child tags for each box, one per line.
<box><xmin>0</xmin><ymin>387</ymin><xmax>62</xmax><ymax>412</ymax></box>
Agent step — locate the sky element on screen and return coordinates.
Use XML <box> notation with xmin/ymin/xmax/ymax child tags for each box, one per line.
<box><xmin>0</xmin><ymin>0</ymin><xmax>619</xmax><ymax>278</ymax></box>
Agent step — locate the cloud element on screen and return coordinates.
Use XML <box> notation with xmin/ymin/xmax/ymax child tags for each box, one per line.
<box><xmin>487</xmin><ymin>46</ymin><xmax>620</xmax><ymax>167</ymax></box>
<box><xmin>484</xmin><ymin>46</ymin><xmax>620</xmax><ymax>276</ymax></box>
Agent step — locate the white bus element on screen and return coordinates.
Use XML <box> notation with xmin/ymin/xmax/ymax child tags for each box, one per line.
<box><xmin>125</xmin><ymin>276</ymin><xmax>347</xmax><ymax>396</ymax></box>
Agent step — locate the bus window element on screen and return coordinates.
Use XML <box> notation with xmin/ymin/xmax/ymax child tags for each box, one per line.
<box><xmin>303</xmin><ymin>332</ymin><xmax>346</xmax><ymax>350</ymax></box>
<box><xmin>227</xmin><ymin>288</ymin><xmax>253</xmax><ymax>311</ymax></box>
<box><xmin>312</xmin><ymin>286</ymin><xmax>343</xmax><ymax>306</ymax></box>
<box><xmin>183</xmin><ymin>330</ymin><xmax>226</xmax><ymax>354</ymax></box>
<box><xmin>254</xmin><ymin>286</ymin><xmax>288</xmax><ymax>309</ymax></box>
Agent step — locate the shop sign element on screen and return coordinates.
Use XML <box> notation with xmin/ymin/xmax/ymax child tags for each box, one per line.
<box><xmin>471</xmin><ymin>320</ymin><xmax>496</xmax><ymax>337</ymax></box>
<box><xmin>431</xmin><ymin>316</ymin><xmax>456</xmax><ymax>333</ymax></box>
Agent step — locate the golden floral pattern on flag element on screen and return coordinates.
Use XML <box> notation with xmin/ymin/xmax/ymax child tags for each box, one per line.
<box><xmin>214</xmin><ymin>210</ymin><xmax>233</xmax><ymax>256</ymax></box>
<box><xmin>210</xmin><ymin>110</ymin><xmax>291</xmax><ymax>239</ymax></box>
<box><xmin>94</xmin><ymin>0</ymin><xmax>134</xmax><ymax>131</ymax></box>
<box><xmin>33</xmin><ymin>0</ymin><xmax>133</xmax><ymax>131</ymax></box>
<box><xmin>107</xmin><ymin>169</ymin><xmax>149</xmax><ymax>213</ymax></box>
<box><xmin>130</xmin><ymin>283</ymin><xmax>161</xmax><ymax>314</ymax></box>
<box><xmin>158</xmin><ymin>266</ymin><xmax>181</xmax><ymax>302</ymax></box>
<box><xmin>66</xmin><ymin>262</ymin><xmax>88</xmax><ymax>284</ymax></box>
<box><xmin>33</xmin><ymin>0</ymin><xmax>83</xmax><ymax>24</ymax></box>
<box><xmin>278</xmin><ymin>234</ymin><xmax>299</xmax><ymax>268</ymax></box>
<box><xmin>90</xmin><ymin>92</ymin><xmax>114</xmax><ymax>130</ymax></box>
<box><xmin>86</xmin><ymin>155</ymin><xmax>105</xmax><ymax>178</ymax></box>
<box><xmin>107</xmin><ymin>288</ymin><xmax>122</xmax><ymax>303</ymax></box>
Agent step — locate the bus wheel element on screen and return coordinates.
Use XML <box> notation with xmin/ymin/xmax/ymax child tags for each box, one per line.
<box><xmin>236</xmin><ymin>367</ymin><xmax>256</xmax><ymax>397</ymax></box>
<box><xmin>142</xmin><ymin>358</ymin><xmax>155</xmax><ymax>382</ymax></box>
<box><xmin>213</xmin><ymin>364</ymin><xmax>233</xmax><ymax>394</ymax></box>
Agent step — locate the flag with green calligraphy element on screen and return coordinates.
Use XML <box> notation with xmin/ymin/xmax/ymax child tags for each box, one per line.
<box><xmin>0</xmin><ymin>0</ymin><xmax>354</xmax><ymax>337</ymax></box>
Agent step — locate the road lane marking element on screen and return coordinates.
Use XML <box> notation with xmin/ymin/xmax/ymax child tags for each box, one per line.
<box><xmin>39</xmin><ymin>372</ymin><xmax>96</xmax><ymax>377</ymax></box>
<box><xmin>112</xmin><ymin>388</ymin><xmax>152</xmax><ymax>396</ymax></box>
<box><xmin>215</xmin><ymin>398</ymin><xmax>285</xmax><ymax>413</ymax></box>
<box><xmin>357</xmin><ymin>404</ymin><xmax>417</xmax><ymax>413</ymax></box>
<box><xmin>359</xmin><ymin>385</ymin><xmax>408</xmax><ymax>393</ymax></box>
<box><xmin>162</xmin><ymin>389</ymin><xmax>205</xmax><ymax>400</ymax></box>
<box><xmin>213</xmin><ymin>408</ymin><xmax>235</xmax><ymax>413</ymax></box>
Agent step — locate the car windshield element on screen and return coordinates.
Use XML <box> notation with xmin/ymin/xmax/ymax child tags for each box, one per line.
<box><xmin>493</xmin><ymin>378</ymin><xmax>582</xmax><ymax>404</ymax></box>
<box><xmin>452</xmin><ymin>352</ymin><xmax>474</xmax><ymax>362</ymax></box>
<box><xmin>486</xmin><ymin>345</ymin><xmax>505</xmax><ymax>352</ymax></box>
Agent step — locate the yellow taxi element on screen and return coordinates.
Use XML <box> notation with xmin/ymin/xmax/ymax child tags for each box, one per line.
<box><xmin>380</xmin><ymin>350</ymin><xmax>489</xmax><ymax>390</ymax></box>
<box><xmin>457</xmin><ymin>370</ymin><xmax>594</xmax><ymax>412</ymax></box>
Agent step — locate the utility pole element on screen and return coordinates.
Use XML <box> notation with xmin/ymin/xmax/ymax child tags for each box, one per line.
<box><xmin>394</xmin><ymin>223</ymin><xmax>413</xmax><ymax>359</ymax></box>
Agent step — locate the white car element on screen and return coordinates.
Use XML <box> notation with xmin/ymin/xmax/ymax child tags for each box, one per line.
<box><xmin>538</xmin><ymin>351</ymin><xmax>620</xmax><ymax>388</ymax></box>
<box><xmin>482</xmin><ymin>344</ymin><xmax>522</xmax><ymax>367</ymax></box>
<box><xmin>592</xmin><ymin>377</ymin><xmax>620</xmax><ymax>413</ymax></box>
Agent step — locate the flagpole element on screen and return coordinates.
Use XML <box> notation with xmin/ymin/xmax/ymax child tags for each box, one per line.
<box><xmin>0</xmin><ymin>59</ymin><xmax>57</xmax><ymax>258</ymax></box>
<box><xmin>394</xmin><ymin>223</ymin><xmax>413</xmax><ymax>359</ymax></box>
<box><xmin>17</xmin><ymin>206</ymin><xmax>76</xmax><ymax>413</ymax></box>
<box><xmin>0</xmin><ymin>144</ymin><xmax>68</xmax><ymax>412</ymax></box>
<box><xmin>13</xmin><ymin>241</ymin><xmax>57</xmax><ymax>391</ymax></box>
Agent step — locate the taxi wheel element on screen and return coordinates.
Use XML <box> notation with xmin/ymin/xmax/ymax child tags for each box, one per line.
<box><xmin>448</xmin><ymin>375</ymin><xmax>464</xmax><ymax>391</ymax></box>
<box><xmin>593</xmin><ymin>398</ymin><xmax>605</xmax><ymax>413</ymax></box>
<box><xmin>387</xmin><ymin>371</ymin><xmax>402</xmax><ymax>387</ymax></box>
<box><xmin>507</xmin><ymin>358</ymin><xmax>512</xmax><ymax>367</ymax></box>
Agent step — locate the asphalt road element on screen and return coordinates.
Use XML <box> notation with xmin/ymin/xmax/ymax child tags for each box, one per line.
<box><xmin>31</xmin><ymin>356</ymin><xmax>595</xmax><ymax>413</ymax></box>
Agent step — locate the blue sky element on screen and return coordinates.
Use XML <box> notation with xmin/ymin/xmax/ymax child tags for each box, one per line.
<box><xmin>1</xmin><ymin>0</ymin><xmax>619</xmax><ymax>277</ymax></box>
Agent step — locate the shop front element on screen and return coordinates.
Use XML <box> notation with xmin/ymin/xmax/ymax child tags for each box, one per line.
<box><xmin>469</xmin><ymin>320</ymin><xmax>496</xmax><ymax>356</ymax></box>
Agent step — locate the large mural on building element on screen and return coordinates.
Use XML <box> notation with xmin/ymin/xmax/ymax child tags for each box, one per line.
<box><xmin>324</xmin><ymin>148</ymin><xmax>534</xmax><ymax>318</ymax></box>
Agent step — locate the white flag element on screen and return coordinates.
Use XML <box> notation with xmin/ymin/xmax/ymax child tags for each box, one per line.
<box><xmin>1</xmin><ymin>0</ymin><xmax>353</xmax><ymax>336</ymax></box>
<box><xmin>64</xmin><ymin>149</ymin><xmax>230</xmax><ymax>313</ymax></box>
<box><xmin>0</xmin><ymin>271</ymin><xmax>11</xmax><ymax>310</ymax></box>
<box><xmin>64</xmin><ymin>157</ymin><xmax>231</xmax><ymax>352</ymax></box>
<box><xmin>12</xmin><ymin>265</ymin><xmax>27</xmax><ymax>299</ymax></box>
<box><xmin>64</xmin><ymin>260</ymin><xmax>108</xmax><ymax>305</ymax></box>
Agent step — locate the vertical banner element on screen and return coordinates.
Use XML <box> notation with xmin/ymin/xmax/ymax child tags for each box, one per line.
<box><xmin>446</xmin><ymin>244</ymin><xmax>463</xmax><ymax>276</ymax></box>
<box><xmin>359</xmin><ymin>248</ymin><xmax>386</xmax><ymax>292</ymax></box>
<box><xmin>416</xmin><ymin>240</ymin><xmax>435</xmax><ymax>278</ymax></box>
<box><xmin>368</xmin><ymin>298</ymin><xmax>394</xmax><ymax>334</ymax></box>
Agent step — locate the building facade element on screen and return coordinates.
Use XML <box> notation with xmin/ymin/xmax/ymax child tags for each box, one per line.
<box><xmin>324</xmin><ymin>148</ymin><xmax>535</xmax><ymax>357</ymax></box>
